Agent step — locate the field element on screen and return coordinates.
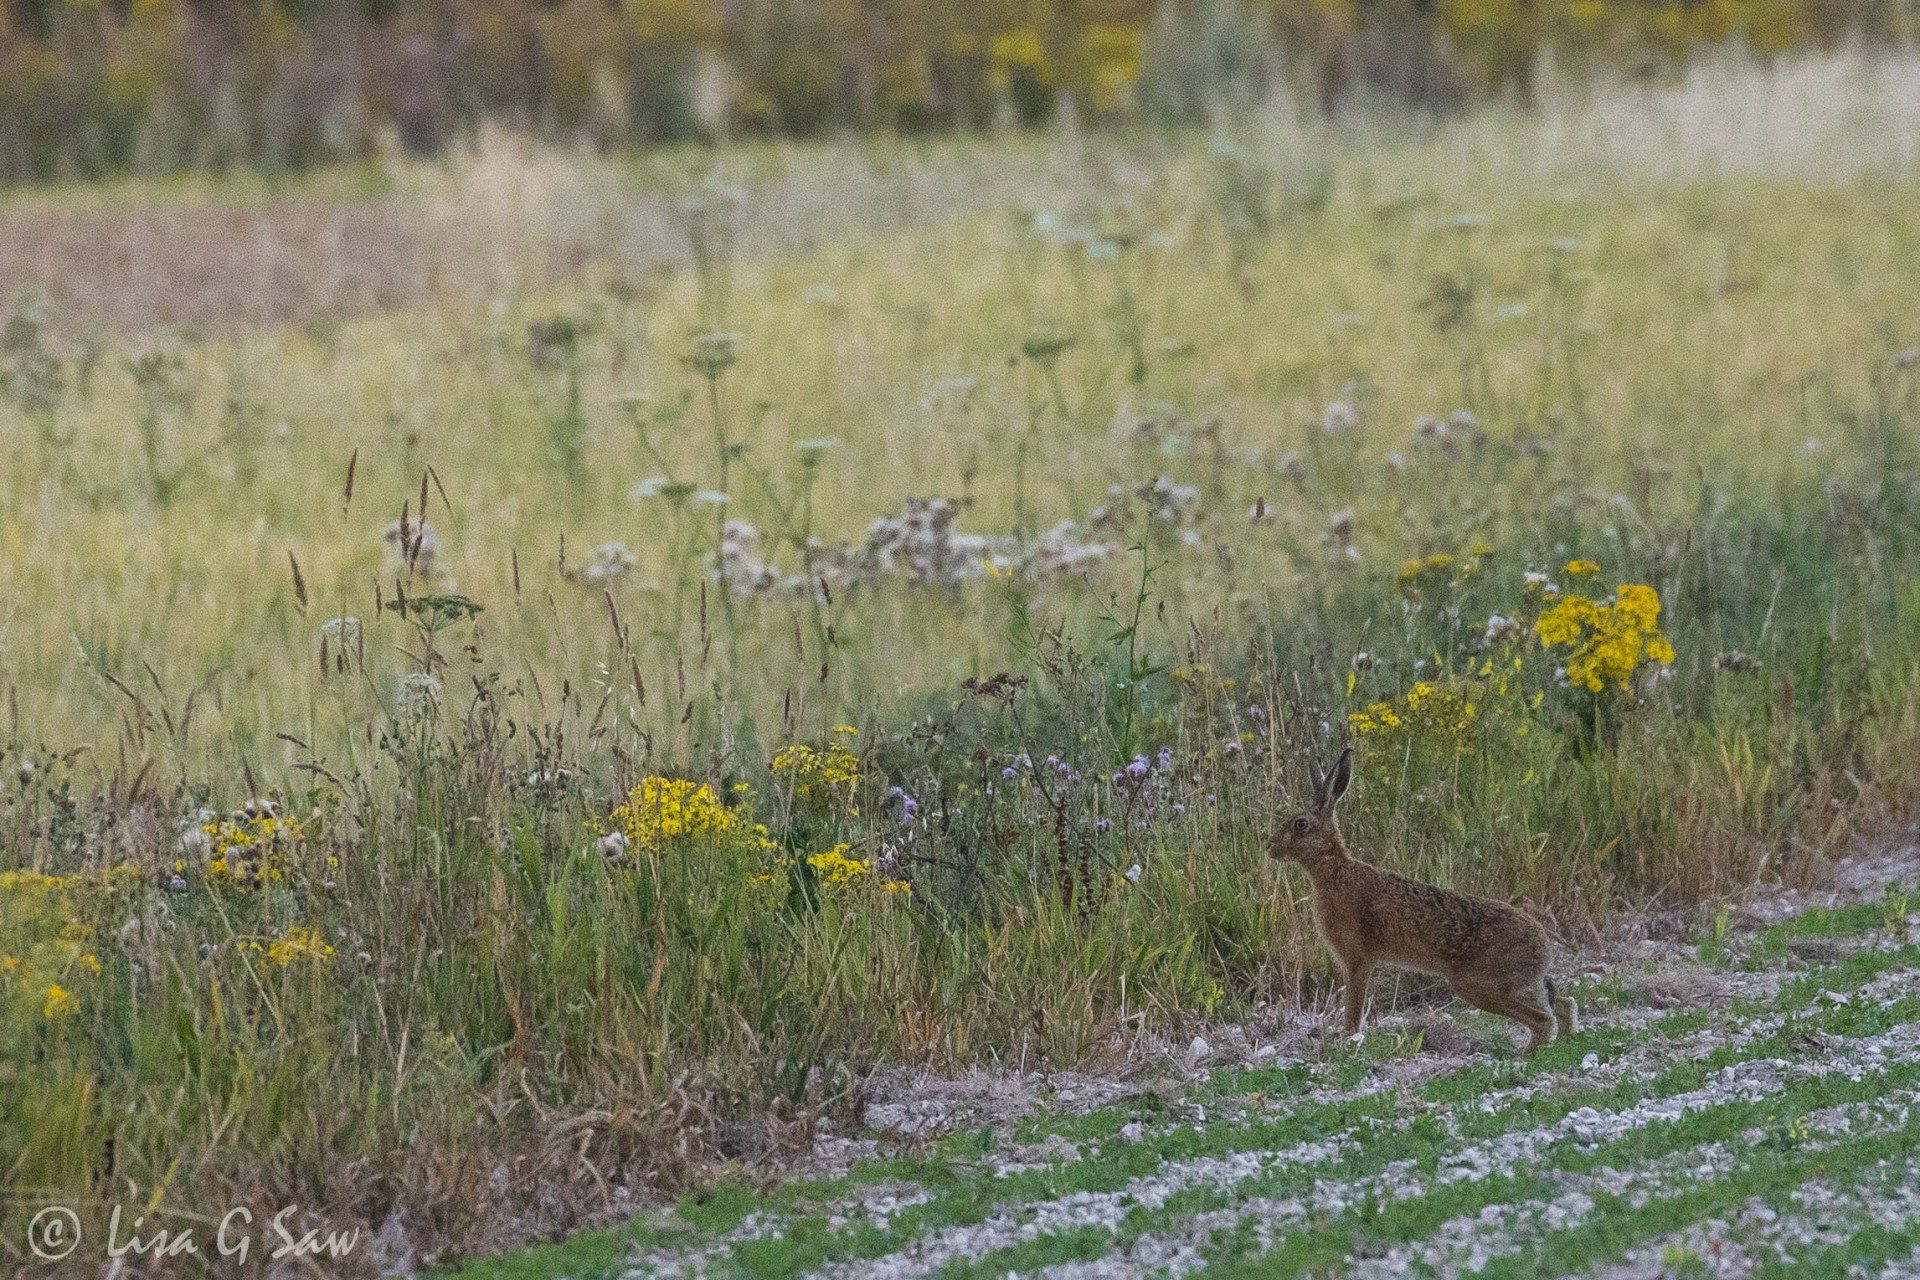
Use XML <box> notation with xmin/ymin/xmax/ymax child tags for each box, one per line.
<box><xmin>4</xmin><ymin>49</ymin><xmax>1920</xmax><ymax>1275</ymax></box>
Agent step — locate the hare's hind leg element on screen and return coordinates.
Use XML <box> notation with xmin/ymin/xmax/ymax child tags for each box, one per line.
<box><xmin>1459</xmin><ymin>981</ymin><xmax>1556</xmax><ymax>1054</ymax></box>
<box><xmin>1547</xmin><ymin>978</ymin><xmax>1579</xmax><ymax>1037</ymax></box>
<box><xmin>1510</xmin><ymin>983</ymin><xmax>1558</xmax><ymax>1054</ymax></box>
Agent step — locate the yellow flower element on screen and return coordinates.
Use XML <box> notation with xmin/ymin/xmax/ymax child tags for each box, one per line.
<box><xmin>804</xmin><ymin>844</ymin><xmax>910</xmax><ymax>895</ymax></box>
<box><xmin>1399</xmin><ymin>551</ymin><xmax>1469</xmax><ymax>591</ymax></box>
<box><xmin>1615</xmin><ymin>583</ymin><xmax>1661</xmax><ymax>629</ymax></box>
<box><xmin>43</xmin><ymin>983</ymin><xmax>73</xmax><ymax>1019</ymax></box>
<box><xmin>604</xmin><ymin>776</ymin><xmax>749</xmax><ymax>854</ymax></box>
<box><xmin>198</xmin><ymin>813</ymin><xmax>303</xmax><ymax>889</ymax></box>
<box><xmin>1565</xmin><ymin>559</ymin><xmax>1601</xmax><ymax>576</ymax></box>
<box><xmin>1536</xmin><ymin>595</ymin><xmax>1598</xmax><ymax>647</ymax></box>
<box><xmin>0</xmin><ymin>869</ymin><xmax>78</xmax><ymax>892</ymax></box>
<box><xmin>772</xmin><ymin>738</ymin><xmax>862</xmax><ymax>814</ymax></box>
<box><xmin>1349</xmin><ymin>679</ymin><xmax>1474</xmax><ymax>745</ymax></box>
<box><xmin>1536</xmin><ymin>584</ymin><xmax>1676</xmax><ymax>693</ymax></box>
<box><xmin>264</xmin><ymin>925</ymin><xmax>334</xmax><ymax>966</ymax></box>
<box><xmin>1348</xmin><ymin>700</ymin><xmax>1405</xmax><ymax>735</ymax></box>
<box><xmin>807</xmin><ymin>844</ymin><xmax>871</xmax><ymax>886</ymax></box>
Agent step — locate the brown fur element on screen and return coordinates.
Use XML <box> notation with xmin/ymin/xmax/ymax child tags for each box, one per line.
<box><xmin>1272</xmin><ymin>749</ymin><xmax>1577</xmax><ymax>1053</ymax></box>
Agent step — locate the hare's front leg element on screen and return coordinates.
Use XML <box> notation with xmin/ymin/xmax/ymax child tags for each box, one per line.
<box><xmin>1339</xmin><ymin>955</ymin><xmax>1373</xmax><ymax>1035</ymax></box>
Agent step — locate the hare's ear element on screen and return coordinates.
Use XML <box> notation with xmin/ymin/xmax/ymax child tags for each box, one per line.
<box><xmin>1309</xmin><ymin>760</ymin><xmax>1329</xmax><ymax>810</ymax></box>
<box><xmin>1323</xmin><ymin>748</ymin><xmax>1353</xmax><ymax>809</ymax></box>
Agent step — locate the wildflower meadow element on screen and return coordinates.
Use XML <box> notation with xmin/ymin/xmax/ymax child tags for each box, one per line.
<box><xmin>4</xmin><ymin>43</ymin><xmax>1920</xmax><ymax>1278</ymax></box>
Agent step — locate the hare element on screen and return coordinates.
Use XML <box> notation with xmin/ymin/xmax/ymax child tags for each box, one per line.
<box><xmin>1271</xmin><ymin>748</ymin><xmax>1577</xmax><ymax>1053</ymax></box>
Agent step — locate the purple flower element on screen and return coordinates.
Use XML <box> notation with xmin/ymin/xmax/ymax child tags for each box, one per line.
<box><xmin>1171</xmin><ymin>802</ymin><xmax>1186</xmax><ymax>816</ymax></box>
<box><xmin>1155</xmin><ymin>748</ymin><xmax>1173</xmax><ymax>771</ymax></box>
<box><xmin>1002</xmin><ymin>766</ymin><xmax>1017</xmax><ymax>779</ymax></box>
<box><xmin>1094</xmin><ymin>819</ymin><xmax>1111</xmax><ymax>833</ymax></box>
<box><xmin>1125</xmin><ymin>756</ymin><xmax>1150</xmax><ymax>781</ymax></box>
<box><xmin>1224</xmin><ymin>740</ymin><xmax>1241</xmax><ymax>754</ymax></box>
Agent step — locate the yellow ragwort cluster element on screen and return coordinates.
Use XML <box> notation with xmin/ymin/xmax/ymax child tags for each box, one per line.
<box><xmin>771</xmin><ymin>727</ymin><xmax>862</xmax><ymax>813</ymax></box>
<box><xmin>202</xmin><ymin>814</ymin><xmax>302</xmax><ymax>889</ymax></box>
<box><xmin>806</xmin><ymin>844</ymin><xmax>910</xmax><ymax>896</ymax></box>
<box><xmin>1396</xmin><ymin>545</ymin><xmax>1494</xmax><ymax>590</ymax></box>
<box><xmin>1349</xmin><ymin>680</ymin><xmax>1478</xmax><ymax>745</ymax></box>
<box><xmin>607</xmin><ymin>776</ymin><xmax>743</xmax><ymax>854</ymax></box>
<box><xmin>1536</xmin><ymin>583</ymin><xmax>1676</xmax><ymax>693</ymax></box>
<box><xmin>239</xmin><ymin>924</ymin><xmax>336</xmax><ymax>968</ymax></box>
<box><xmin>0</xmin><ymin>868</ymin><xmax>107</xmax><ymax>1023</ymax></box>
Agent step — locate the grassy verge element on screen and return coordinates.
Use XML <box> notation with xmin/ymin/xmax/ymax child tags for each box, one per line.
<box><xmin>462</xmin><ymin>908</ymin><xmax>1920</xmax><ymax>1277</ymax></box>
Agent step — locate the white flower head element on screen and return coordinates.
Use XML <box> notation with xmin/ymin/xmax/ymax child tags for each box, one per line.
<box><xmin>582</xmin><ymin>542</ymin><xmax>637</xmax><ymax>586</ymax></box>
<box><xmin>398</xmin><ymin>672</ymin><xmax>442</xmax><ymax>716</ymax></box>
<box><xmin>1321</xmin><ymin>400</ymin><xmax>1359</xmax><ymax>436</ymax></box>
<box><xmin>383</xmin><ymin>519</ymin><xmax>442</xmax><ymax>559</ymax></box>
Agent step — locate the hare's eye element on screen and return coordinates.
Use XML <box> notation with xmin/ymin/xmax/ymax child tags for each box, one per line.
<box><xmin>1291</xmin><ymin>816</ymin><xmax>1311</xmax><ymax>835</ymax></box>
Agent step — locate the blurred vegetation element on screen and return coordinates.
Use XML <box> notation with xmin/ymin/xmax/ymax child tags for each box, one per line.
<box><xmin>2</xmin><ymin>0</ymin><xmax>1917</xmax><ymax>181</ymax></box>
